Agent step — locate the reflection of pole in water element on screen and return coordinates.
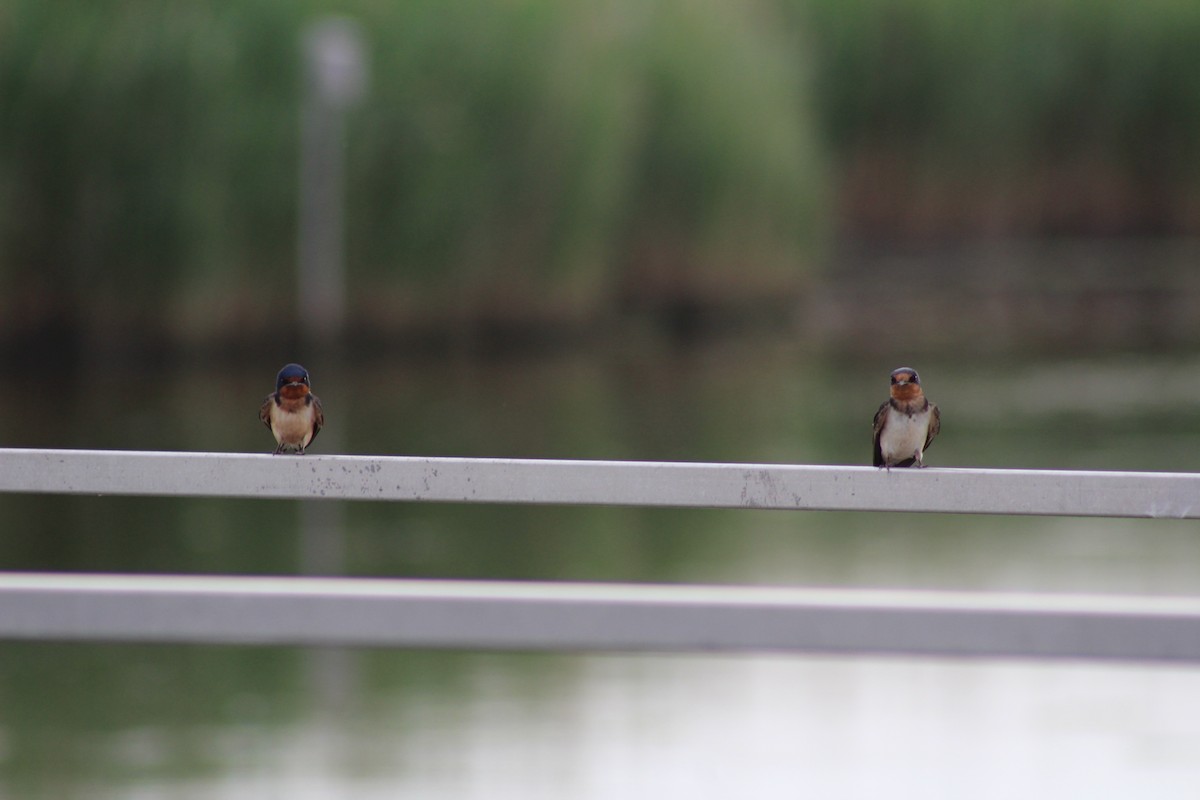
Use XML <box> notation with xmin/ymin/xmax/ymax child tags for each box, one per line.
<box><xmin>300</xmin><ymin>490</ymin><xmax>352</xmax><ymax>712</ymax></box>
<box><xmin>297</xmin><ymin>17</ymin><xmax>367</xmax><ymax>715</ymax></box>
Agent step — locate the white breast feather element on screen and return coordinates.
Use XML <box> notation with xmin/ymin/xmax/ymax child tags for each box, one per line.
<box><xmin>270</xmin><ymin>402</ymin><xmax>316</xmax><ymax>448</ymax></box>
<box><xmin>880</xmin><ymin>408</ymin><xmax>931</xmax><ymax>464</ymax></box>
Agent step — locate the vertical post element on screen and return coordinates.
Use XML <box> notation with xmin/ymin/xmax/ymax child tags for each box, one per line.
<box><xmin>298</xmin><ymin>18</ymin><xmax>367</xmax><ymax>713</ymax></box>
<box><xmin>298</xmin><ymin>17</ymin><xmax>367</xmax><ymax>341</ymax></box>
<box><xmin>296</xmin><ymin>15</ymin><xmax>367</xmax><ymax>576</ymax></box>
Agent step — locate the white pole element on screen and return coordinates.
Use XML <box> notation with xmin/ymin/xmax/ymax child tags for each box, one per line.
<box><xmin>297</xmin><ymin>17</ymin><xmax>367</xmax><ymax>339</ymax></box>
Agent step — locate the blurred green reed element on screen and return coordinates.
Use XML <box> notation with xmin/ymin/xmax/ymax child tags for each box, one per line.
<box><xmin>0</xmin><ymin>0</ymin><xmax>821</xmax><ymax>345</ymax></box>
<box><xmin>1</xmin><ymin>0</ymin><xmax>1197</xmax><ymax>347</ymax></box>
<box><xmin>799</xmin><ymin>0</ymin><xmax>1200</xmax><ymax>234</ymax></box>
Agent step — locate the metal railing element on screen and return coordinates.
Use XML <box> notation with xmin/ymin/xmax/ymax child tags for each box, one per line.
<box><xmin>1</xmin><ymin>448</ymin><xmax>1198</xmax><ymax>662</ymax></box>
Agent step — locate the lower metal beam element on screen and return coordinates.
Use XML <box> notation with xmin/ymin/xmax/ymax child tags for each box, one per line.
<box><xmin>1</xmin><ymin>573</ymin><xmax>1198</xmax><ymax>663</ymax></box>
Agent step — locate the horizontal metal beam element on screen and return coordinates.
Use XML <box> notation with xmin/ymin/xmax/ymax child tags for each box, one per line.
<box><xmin>0</xmin><ymin>448</ymin><xmax>1196</xmax><ymax>518</ymax></box>
<box><xmin>1</xmin><ymin>573</ymin><xmax>1198</xmax><ymax>663</ymax></box>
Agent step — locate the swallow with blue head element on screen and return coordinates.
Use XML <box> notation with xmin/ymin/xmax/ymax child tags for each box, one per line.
<box><xmin>259</xmin><ymin>363</ymin><xmax>324</xmax><ymax>455</ymax></box>
<box><xmin>872</xmin><ymin>367</ymin><xmax>940</xmax><ymax>468</ymax></box>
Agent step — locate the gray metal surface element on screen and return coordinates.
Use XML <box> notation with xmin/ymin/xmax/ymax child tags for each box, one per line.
<box><xmin>2</xmin><ymin>573</ymin><xmax>1199</xmax><ymax>662</ymax></box>
<box><xmin>0</xmin><ymin>448</ymin><xmax>1196</xmax><ymax>518</ymax></box>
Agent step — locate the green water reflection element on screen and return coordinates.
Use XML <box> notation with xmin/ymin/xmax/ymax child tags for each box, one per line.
<box><xmin>1</xmin><ymin>344</ymin><xmax>1199</xmax><ymax>797</ymax></box>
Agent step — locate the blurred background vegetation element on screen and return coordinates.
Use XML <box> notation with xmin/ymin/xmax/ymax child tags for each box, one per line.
<box><xmin>1</xmin><ymin>0</ymin><xmax>1199</xmax><ymax>363</ymax></box>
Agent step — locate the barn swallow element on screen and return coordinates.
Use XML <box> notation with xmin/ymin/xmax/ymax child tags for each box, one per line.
<box><xmin>259</xmin><ymin>363</ymin><xmax>324</xmax><ymax>455</ymax></box>
<box><xmin>872</xmin><ymin>367</ymin><xmax>940</xmax><ymax>468</ymax></box>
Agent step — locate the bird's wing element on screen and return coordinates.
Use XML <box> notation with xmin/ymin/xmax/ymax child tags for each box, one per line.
<box><xmin>259</xmin><ymin>394</ymin><xmax>275</xmax><ymax>429</ymax></box>
<box><xmin>871</xmin><ymin>400</ymin><xmax>889</xmax><ymax>467</ymax></box>
<box><xmin>309</xmin><ymin>394</ymin><xmax>324</xmax><ymax>444</ymax></box>
<box><xmin>924</xmin><ymin>403</ymin><xmax>941</xmax><ymax>450</ymax></box>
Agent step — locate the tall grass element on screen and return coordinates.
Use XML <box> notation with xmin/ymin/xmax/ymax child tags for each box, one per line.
<box><xmin>1</xmin><ymin>0</ymin><xmax>1198</xmax><ymax>351</ymax></box>
<box><xmin>798</xmin><ymin>0</ymin><xmax>1200</xmax><ymax>236</ymax></box>
<box><xmin>0</xmin><ymin>0</ymin><xmax>822</xmax><ymax>347</ymax></box>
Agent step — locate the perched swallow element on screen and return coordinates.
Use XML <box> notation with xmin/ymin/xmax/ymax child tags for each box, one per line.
<box><xmin>259</xmin><ymin>363</ymin><xmax>324</xmax><ymax>455</ymax></box>
<box><xmin>872</xmin><ymin>367</ymin><xmax>940</xmax><ymax>468</ymax></box>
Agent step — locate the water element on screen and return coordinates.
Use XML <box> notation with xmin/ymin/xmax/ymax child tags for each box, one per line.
<box><xmin>2</xmin><ymin>342</ymin><xmax>1199</xmax><ymax>798</ymax></box>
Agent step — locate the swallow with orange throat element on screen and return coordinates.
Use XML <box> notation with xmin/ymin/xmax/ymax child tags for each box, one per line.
<box><xmin>259</xmin><ymin>363</ymin><xmax>324</xmax><ymax>455</ymax></box>
<box><xmin>872</xmin><ymin>367</ymin><xmax>940</xmax><ymax>468</ymax></box>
